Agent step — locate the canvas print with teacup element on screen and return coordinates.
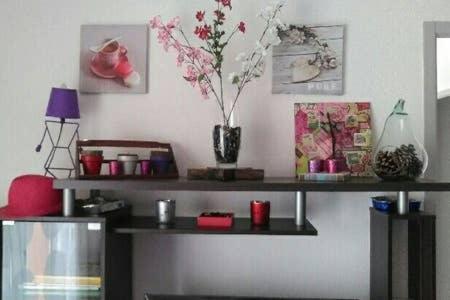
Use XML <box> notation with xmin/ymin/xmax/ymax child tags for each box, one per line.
<box><xmin>273</xmin><ymin>24</ymin><xmax>344</xmax><ymax>95</ymax></box>
<box><xmin>80</xmin><ymin>24</ymin><xmax>148</xmax><ymax>94</ymax></box>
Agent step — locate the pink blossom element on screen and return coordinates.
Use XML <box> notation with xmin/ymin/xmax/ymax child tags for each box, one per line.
<box><xmin>157</xmin><ymin>29</ymin><xmax>171</xmax><ymax>51</ymax></box>
<box><xmin>176</xmin><ymin>53</ymin><xmax>185</xmax><ymax>67</ymax></box>
<box><xmin>173</xmin><ymin>40</ymin><xmax>183</xmax><ymax>51</ymax></box>
<box><xmin>167</xmin><ymin>16</ymin><xmax>180</xmax><ymax>29</ymax></box>
<box><xmin>187</xmin><ymin>47</ymin><xmax>201</xmax><ymax>60</ymax></box>
<box><xmin>238</xmin><ymin>21</ymin><xmax>246</xmax><ymax>33</ymax></box>
<box><xmin>201</xmin><ymin>65</ymin><xmax>213</xmax><ymax>75</ymax></box>
<box><xmin>184</xmin><ymin>65</ymin><xmax>198</xmax><ymax>87</ymax></box>
<box><xmin>217</xmin><ymin>0</ymin><xmax>232</xmax><ymax>9</ymax></box>
<box><xmin>199</xmin><ymin>82</ymin><xmax>210</xmax><ymax>99</ymax></box>
<box><xmin>195</xmin><ymin>25</ymin><xmax>211</xmax><ymax>40</ymax></box>
<box><xmin>214</xmin><ymin>10</ymin><xmax>226</xmax><ymax>22</ymax></box>
<box><xmin>149</xmin><ymin>16</ymin><xmax>163</xmax><ymax>29</ymax></box>
<box><xmin>196</xmin><ymin>11</ymin><xmax>205</xmax><ymax>22</ymax></box>
<box><xmin>201</xmin><ymin>53</ymin><xmax>214</xmax><ymax>65</ymax></box>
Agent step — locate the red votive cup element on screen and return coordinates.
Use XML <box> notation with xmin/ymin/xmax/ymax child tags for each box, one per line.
<box><xmin>109</xmin><ymin>160</ymin><xmax>121</xmax><ymax>176</ymax></box>
<box><xmin>81</xmin><ymin>151</ymin><xmax>103</xmax><ymax>175</ymax></box>
<box><xmin>250</xmin><ymin>200</ymin><xmax>270</xmax><ymax>226</ymax></box>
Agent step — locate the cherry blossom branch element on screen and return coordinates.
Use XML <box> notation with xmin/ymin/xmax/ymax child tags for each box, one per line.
<box><xmin>226</xmin><ymin>5</ymin><xmax>284</xmax><ymax>124</ymax></box>
<box><xmin>150</xmin><ymin>1</ymin><xmax>285</xmax><ymax>127</ymax></box>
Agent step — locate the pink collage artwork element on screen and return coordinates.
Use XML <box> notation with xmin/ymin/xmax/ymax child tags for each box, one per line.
<box><xmin>295</xmin><ymin>102</ymin><xmax>373</xmax><ymax>176</ymax></box>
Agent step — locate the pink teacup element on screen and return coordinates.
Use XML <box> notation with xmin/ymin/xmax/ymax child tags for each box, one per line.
<box><xmin>98</xmin><ymin>41</ymin><xmax>127</xmax><ymax>68</ymax></box>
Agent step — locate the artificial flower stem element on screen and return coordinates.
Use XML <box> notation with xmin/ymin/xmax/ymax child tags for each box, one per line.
<box><xmin>178</xmin><ymin>28</ymin><xmax>227</xmax><ymax>123</ymax></box>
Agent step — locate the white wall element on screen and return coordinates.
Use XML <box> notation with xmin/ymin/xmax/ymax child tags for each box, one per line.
<box><xmin>1</xmin><ymin>1</ymin><xmax>450</xmax><ymax>299</ymax></box>
<box><xmin>437</xmin><ymin>38</ymin><xmax>450</xmax><ymax>99</ymax></box>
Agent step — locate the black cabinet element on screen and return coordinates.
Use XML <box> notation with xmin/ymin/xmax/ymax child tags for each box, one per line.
<box><xmin>370</xmin><ymin>208</ymin><xmax>436</xmax><ymax>300</ymax></box>
<box><xmin>0</xmin><ymin>212</ymin><xmax>131</xmax><ymax>300</ymax></box>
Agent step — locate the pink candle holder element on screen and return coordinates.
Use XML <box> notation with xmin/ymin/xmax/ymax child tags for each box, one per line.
<box><xmin>141</xmin><ymin>160</ymin><xmax>151</xmax><ymax>175</ymax></box>
<box><xmin>109</xmin><ymin>160</ymin><xmax>121</xmax><ymax>176</ymax></box>
<box><xmin>325</xmin><ymin>158</ymin><xmax>347</xmax><ymax>174</ymax></box>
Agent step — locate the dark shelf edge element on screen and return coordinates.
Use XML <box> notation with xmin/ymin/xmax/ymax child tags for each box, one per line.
<box><xmin>369</xmin><ymin>207</ymin><xmax>436</xmax><ymax>220</ymax></box>
<box><xmin>113</xmin><ymin>217</ymin><xmax>318</xmax><ymax>236</ymax></box>
<box><xmin>53</xmin><ymin>177</ymin><xmax>450</xmax><ymax>192</ymax></box>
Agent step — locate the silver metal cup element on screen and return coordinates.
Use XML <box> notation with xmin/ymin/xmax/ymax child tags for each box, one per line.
<box><xmin>155</xmin><ymin>199</ymin><xmax>176</xmax><ymax>224</ymax></box>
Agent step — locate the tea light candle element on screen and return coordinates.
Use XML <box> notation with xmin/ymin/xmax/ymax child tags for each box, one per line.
<box><xmin>155</xmin><ymin>199</ymin><xmax>176</xmax><ymax>224</ymax></box>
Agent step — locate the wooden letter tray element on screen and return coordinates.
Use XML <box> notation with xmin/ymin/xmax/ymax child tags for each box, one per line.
<box><xmin>75</xmin><ymin>140</ymin><xmax>179</xmax><ymax>180</ymax></box>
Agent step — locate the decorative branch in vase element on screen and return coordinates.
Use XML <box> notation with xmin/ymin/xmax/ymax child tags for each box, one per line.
<box><xmin>150</xmin><ymin>0</ymin><xmax>286</xmax><ymax>168</ymax></box>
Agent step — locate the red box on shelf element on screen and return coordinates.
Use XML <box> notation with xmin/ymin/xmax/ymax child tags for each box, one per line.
<box><xmin>197</xmin><ymin>213</ymin><xmax>234</xmax><ymax>228</ymax></box>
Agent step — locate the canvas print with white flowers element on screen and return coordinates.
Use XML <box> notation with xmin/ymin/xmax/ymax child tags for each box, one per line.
<box><xmin>272</xmin><ymin>24</ymin><xmax>344</xmax><ymax>95</ymax></box>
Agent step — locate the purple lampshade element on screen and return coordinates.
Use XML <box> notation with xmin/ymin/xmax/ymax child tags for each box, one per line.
<box><xmin>45</xmin><ymin>87</ymin><xmax>80</xmax><ymax>119</ymax></box>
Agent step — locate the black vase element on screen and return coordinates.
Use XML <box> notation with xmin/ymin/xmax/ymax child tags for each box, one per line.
<box><xmin>213</xmin><ymin>125</ymin><xmax>241</xmax><ymax>168</ymax></box>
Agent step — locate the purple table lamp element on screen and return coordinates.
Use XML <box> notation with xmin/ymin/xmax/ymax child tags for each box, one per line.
<box><xmin>36</xmin><ymin>86</ymin><xmax>81</xmax><ymax>178</ymax></box>
<box><xmin>45</xmin><ymin>87</ymin><xmax>80</xmax><ymax>120</ymax></box>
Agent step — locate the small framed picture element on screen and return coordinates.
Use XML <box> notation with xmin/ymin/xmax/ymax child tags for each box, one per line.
<box><xmin>79</xmin><ymin>24</ymin><xmax>149</xmax><ymax>94</ymax></box>
<box><xmin>273</xmin><ymin>24</ymin><xmax>345</xmax><ymax>95</ymax></box>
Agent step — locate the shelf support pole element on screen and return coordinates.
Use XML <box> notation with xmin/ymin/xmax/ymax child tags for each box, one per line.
<box><xmin>295</xmin><ymin>191</ymin><xmax>307</xmax><ymax>226</ymax></box>
<box><xmin>398</xmin><ymin>191</ymin><xmax>409</xmax><ymax>215</ymax></box>
<box><xmin>63</xmin><ymin>189</ymin><xmax>76</xmax><ymax>217</ymax></box>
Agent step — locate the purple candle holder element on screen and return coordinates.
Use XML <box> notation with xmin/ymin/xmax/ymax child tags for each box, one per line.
<box><xmin>308</xmin><ymin>159</ymin><xmax>324</xmax><ymax>173</ymax></box>
<box><xmin>141</xmin><ymin>160</ymin><xmax>151</xmax><ymax>175</ymax></box>
<box><xmin>109</xmin><ymin>160</ymin><xmax>121</xmax><ymax>176</ymax></box>
<box><xmin>151</xmin><ymin>151</ymin><xmax>171</xmax><ymax>175</ymax></box>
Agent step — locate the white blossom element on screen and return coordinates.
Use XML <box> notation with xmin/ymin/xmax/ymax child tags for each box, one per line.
<box><xmin>241</xmin><ymin>60</ymin><xmax>251</xmax><ymax>72</ymax></box>
<box><xmin>235</xmin><ymin>52</ymin><xmax>247</xmax><ymax>61</ymax></box>
<box><xmin>259</xmin><ymin>1</ymin><xmax>286</xmax><ymax>20</ymax></box>
<box><xmin>228</xmin><ymin>72</ymin><xmax>240</xmax><ymax>84</ymax></box>
<box><xmin>274</xmin><ymin>0</ymin><xmax>287</xmax><ymax>8</ymax></box>
<box><xmin>255</xmin><ymin>41</ymin><xmax>267</xmax><ymax>56</ymax></box>
<box><xmin>229</xmin><ymin>0</ymin><xmax>284</xmax><ymax>91</ymax></box>
<box><xmin>270</xmin><ymin>35</ymin><xmax>282</xmax><ymax>46</ymax></box>
<box><xmin>268</xmin><ymin>26</ymin><xmax>278</xmax><ymax>37</ymax></box>
<box><xmin>253</xmin><ymin>60</ymin><xmax>266</xmax><ymax>77</ymax></box>
<box><xmin>288</xmin><ymin>28</ymin><xmax>306</xmax><ymax>45</ymax></box>
<box><xmin>272</xmin><ymin>17</ymin><xmax>287</xmax><ymax>31</ymax></box>
<box><xmin>259</xmin><ymin>6</ymin><xmax>275</xmax><ymax>20</ymax></box>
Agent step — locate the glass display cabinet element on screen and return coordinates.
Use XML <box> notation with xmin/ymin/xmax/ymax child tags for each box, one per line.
<box><xmin>0</xmin><ymin>212</ymin><xmax>131</xmax><ymax>300</ymax></box>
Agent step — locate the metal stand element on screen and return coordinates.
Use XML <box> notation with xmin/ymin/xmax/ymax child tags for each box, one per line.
<box><xmin>295</xmin><ymin>191</ymin><xmax>307</xmax><ymax>226</ymax></box>
<box><xmin>398</xmin><ymin>191</ymin><xmax>409</xmax><ymax>215</ymax></box>
<box><xmin>36</xmin><ymin>119</ymin><xmax>80</xmax><ymax>178</ymax></box>
<box><xmin>63</xmin><ymin>189</ymin><xmax>76</xmax><ymax>217</ymax></box>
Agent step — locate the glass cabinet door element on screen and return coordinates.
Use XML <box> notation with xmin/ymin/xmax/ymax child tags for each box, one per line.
<box><xmin>2</xmin><ymin>221</ymin><xmax>103</xmax><ymax>300</ymax></box>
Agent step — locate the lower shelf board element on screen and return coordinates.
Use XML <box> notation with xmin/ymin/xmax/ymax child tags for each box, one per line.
<box><xmin>113</xmin><ymin>217</ymin><xmax>318</xmax><ymax>236</ymax></box>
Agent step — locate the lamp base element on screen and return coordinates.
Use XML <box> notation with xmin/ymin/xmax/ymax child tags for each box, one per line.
<box><xmin>40</xmin><ymin>119</ymin><xmax>80</xmax><ymax>178</ymax></box>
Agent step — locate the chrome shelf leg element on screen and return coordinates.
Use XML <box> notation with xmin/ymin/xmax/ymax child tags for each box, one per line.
<box><xmin>398</xmin><ymin>191</ymin><xmax>409</xmax><ymax>215</ymax></box>
<box><xmin>63</xmin><ymin>189</ymin><xmax>76</xmax><ymax>217</ymax></box>
<box><xmin>295</xmin><ymin>191</ymin><xmax>307</xmax><ymax>226</ymax></box>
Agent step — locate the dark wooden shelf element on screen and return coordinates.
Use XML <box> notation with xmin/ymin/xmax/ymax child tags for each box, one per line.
<box><xmin>145</xmin><ymin>295</ymin><xmax>355</xmax><ymax>300</ymax></box>
<box><xmin>369</xmin><ymin>207</ymin><xmax>436</xmax><ymax>220</ymax></box>
<box><xmin>54</xmin><ymin>177</ymin><xmax>450</xmax><ymax>192</ymax></box>
<box><xmin>113</xmin><ymin>216</ymin><xmax>317</xmax><ymax>236</ymax></box>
